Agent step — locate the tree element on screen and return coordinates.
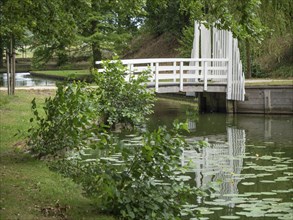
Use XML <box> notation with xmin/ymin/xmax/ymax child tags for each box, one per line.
<box><xmin>28</xmin><ymin>0</ymin><xmax>78</xmax><ymax>68</ymax></box>
<box><xmin>179</xmin><ymin>0</ymin><xmax>267</xmax><ymax>78</ymax></box>
<box><xmin>71</xmin><ymin>0</ymin><xmax>146</xmax><ymax>66</ymax></box>
<box><xmin>0</xmin><ymin>0</ymin><xmax>30</xmax><ymax>94</ymax></box>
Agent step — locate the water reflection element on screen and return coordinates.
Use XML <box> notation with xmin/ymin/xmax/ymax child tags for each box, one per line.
<box><xmin>149</xmin><ymin>99</ymin><xmax>293</xmax><ymax>219</ymax></box>
<box><xmin>183</xmin><ymin>127</ymin><xmax>246</xmax><ymax>207</ymax></box>
<box><xmin>0</xmin><ymin>72</ymin><xmax>57</xmax><ymax>87</ymax></box>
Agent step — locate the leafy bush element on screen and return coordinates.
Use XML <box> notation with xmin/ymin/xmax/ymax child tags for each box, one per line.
<box><xmin>52</xmin><ymin>123</ymin><xmax>206</xmax><ymax>219</ymax></box>
<box><xmin>28</xmin><ymin>81</ymin><xmax>102</xmax><ymax>158</ymax></box>
<box><xmin>92</xmin><ymin>59</ymin><xmax>155</xmax><ymax>126</ymax></box>
<box><xmin>28</xmin><ymin>59</ymin><xmax>155</xmax><ymax>157</ymax></box>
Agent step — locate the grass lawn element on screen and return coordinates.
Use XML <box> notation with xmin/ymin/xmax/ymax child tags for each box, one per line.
<box><xmin>30</xmin><ymin>70</ymin><xmax>91</xmax><ymax>78</ymax></box>
<box><xmin>0</xmin><ymin>90</ymin><xmax>114</xmax><ymax>220</ymax></box>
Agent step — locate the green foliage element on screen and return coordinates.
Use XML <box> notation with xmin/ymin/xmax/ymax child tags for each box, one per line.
<box><xmin>52</xmin><ymin>123</ymin><xmax>206</xmax><ymax>219</ymax></box>
<box><xmin>145</xmin><ymin>0</ymin><xmax>190</xmax><ymax>36</ymax></box>
<box><xmin>27</xmin><ymin>59</ymin><xmax>205</xmax><ymax>219</ymax></box>
<box><xmin>28</xmin><ymin>81</ymin><xmax>102</xmax><ymax>158</ymax></box>
<box><xmin>264</xmin><ymin>65</ymin><xmax>293</xmax><ymax>79</ymax></box>
<box><xmin>178</xmin><ymin>25</ymin><xmax>194</xmax><ymax>57</ymax></box>
<box><xmin>177</xmin><ymin>0</ymin><xmax>293</xmax><ymax>76</ymax></box>
<box><xmin>92</xmin><ymin>59</ymin><xmax>155</xmax><ymax>126</ymax></box>
<box><xmin>28</xmin><ymin>59</ymin><xmax>155</xmax><ymax>157</ymax></box>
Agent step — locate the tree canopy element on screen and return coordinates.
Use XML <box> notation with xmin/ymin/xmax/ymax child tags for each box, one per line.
<box><xmin>1</xmin><ymin>0</ymin><xmax>292</xmax><ymax>75</ymax></box>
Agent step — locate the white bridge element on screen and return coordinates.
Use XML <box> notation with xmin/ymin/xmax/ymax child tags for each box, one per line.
<box><xmin>97</xmin><ymin>22</ymin><xmax>245</xmax><ymax>101</ymax></box>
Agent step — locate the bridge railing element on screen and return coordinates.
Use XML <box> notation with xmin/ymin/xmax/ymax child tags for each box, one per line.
<box><xmin>96</xmin><ymin>58</ymin><xmax>229</xmax><ymax>92</ymax></box>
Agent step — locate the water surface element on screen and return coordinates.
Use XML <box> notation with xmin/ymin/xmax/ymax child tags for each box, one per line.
<box><xmin>145</xmin><ymin>98</ymin><xmax>293</xmax><ymax>219</ymax></box>
<box><xmin>0</xmin><ymin>72</ymin><xmax>57</xmax><ymax>87</ymax></box>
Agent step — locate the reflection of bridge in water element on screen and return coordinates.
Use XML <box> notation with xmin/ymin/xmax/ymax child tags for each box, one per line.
<box><xmin>182</xmin><ymin>127</ymin><xmax>246</xmax><ymax>207</ymax></box>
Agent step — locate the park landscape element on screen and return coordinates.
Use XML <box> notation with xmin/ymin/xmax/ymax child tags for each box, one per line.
<box><xmin>0</xmin><ymin>1</ymin><xmax>293</xmax><ymax>220</ymax></box>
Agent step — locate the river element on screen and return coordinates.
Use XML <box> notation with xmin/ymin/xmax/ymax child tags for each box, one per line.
<box><xmin>143</xmin><ymin>98</ymin><xmax>293</xmax><ymax>220</ymax></box>
<box><xmin>0</xmin><ymin>72</ymin><xmax>57</xmax><ymax>87</ymax></box>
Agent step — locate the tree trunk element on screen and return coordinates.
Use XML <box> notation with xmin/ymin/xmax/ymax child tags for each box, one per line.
<box><xmin>6</xmin><ymin>37</ymin><xmax>15</xmax><ymax>95</ymax></box>
<box><xmin>92</xmin><ymin>43</ymin><xmax>102</xmax><ymax>68</ymax></box>
<box><xmin>0</xmin><ymin>36</ymin><xmax>3</xmax><ymax>68</ymax></box>
<box><xmin>91</xmin><ymin>1</ymin><xmax>102</xmax><ymax>68</ymax></box>
<box><xmin>6</xmin><ymin>51</ymin><xmax>10</xmax><ymax>94</ymax></box>
<box><xmin>245</xmin><ymin>39</ymin><xmax>251</xmax><ymax>79</ymax></box>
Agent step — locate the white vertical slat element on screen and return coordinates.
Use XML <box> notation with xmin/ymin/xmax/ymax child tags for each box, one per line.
<box><xmin>235</xmin><ymin>39</ymin><xmax>239</xmax><ymax>100</ymax></box>
<box><xmin>223</xmin><ymin>30</ymin><xmax>226</xmax><ymax>59</ymax></box>
<box><xmin>240</xmin><ymin>62</ymin><xmax>245</xmax><ymax>101</ymax></box>
<box><xmin>212</xmin><ymin>26</ymin><xmax>216</xmax><ymax>77</ymax></box>
<box><xmin>236</xmin><ymin>40</ymin><xmax>240</xmax><ymax>100</ymax></box>
<box><xmin>220</xmin><ymin>30</ymin><xmax>224</xmax><ymax>77</ymax></box>
<box><xmin>201</xmin><ymin>25</ymin><xmax>211</xmax><ymax>59</ymax></box>
<box><xmin>238</xmin><ymin>58</ymin><xmax>242</xmax><ymax>100</ymax></box>
<box><xmin>227</xmin><ymin>32</ymin><xmax>233</xmax><ymax>100</ymax></box>
<box><xmin>195</xmin><ymin>22</ymin><xmax>200</xmax><ymax>81</ymax></box>
<box><xmin>180</xmin><ymin>61</ymin><xmax>183</xmax><ymax>91</ymax></box>
<box><xmin>190</xmin><ymin>21</ymin><xmax>200</xmax><ymax>82</ymax></box>
<box><xmin>155</xmin><ymin>62</ymin><xmax>159</xmax><ymax>92</ymax></box>
<box><xmin>232</xmin><ymin>39</ymin><xmax>236</xmax><ymax>100</ymax></box>
<box><xmin>213</xmin><ymin>26</ymin><xmax>218</xmax><ymax>76</ymax></box>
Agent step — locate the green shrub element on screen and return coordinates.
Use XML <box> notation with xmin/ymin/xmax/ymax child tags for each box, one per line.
<box><xmin>52</xmin><ymin>123</ymin><xmax>206</xmax><ymax>219</ymax></box>
<box><xmin>28</xmin><ymin>81</ymin><xmax>103</xmax><ymax>158</ymax></box>
<box><xmin>28</xmin><ymin>59</ymin><xmax>155</xmax><ymax>157</ymax></box>
<box><xmin>92</xmin><ymin>59</ymin><xmax>155</xmax><ymax>126</ymax></box>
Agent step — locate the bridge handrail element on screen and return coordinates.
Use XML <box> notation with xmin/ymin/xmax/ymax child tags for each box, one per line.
<box><xmin>96</xmin><ymin>58</ymin><xmax>229</xmax><ymax>65</ymax></box>
<box><xmin>96</xmin><ymin>58</ymin><xmax>229</xmax><ymax>92</ymax></box>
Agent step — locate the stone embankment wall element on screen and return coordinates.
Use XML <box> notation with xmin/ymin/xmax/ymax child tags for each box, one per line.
<box><xmin>236</xmin><ymin>86</ymin><xmax>293</xmax><ymax>114</ymax></box>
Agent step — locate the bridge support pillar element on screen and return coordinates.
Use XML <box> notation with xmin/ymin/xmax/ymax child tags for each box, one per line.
<box><xmin>198</xmin><ymin>92</ymin><xmax>235</xmax><ymax>113</ymax></box>
<box><xmin>226</xmin><ymin>100</ymin><xmax>236</xmax><ymax>114</ymax></box>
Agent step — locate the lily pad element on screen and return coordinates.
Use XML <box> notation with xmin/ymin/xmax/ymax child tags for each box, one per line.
<box><xmin>220</xmin><ymin>216</ymin><xmax>240</xmax><ymax>219</ymax></box>
<box><xmin>241</xmin><ymin>182</ymin><xmax>255</xmax><ymax>186</ymax></box>
<box><xmin>209</xmin><ymin>207</ymin><xmax>224</xmax><ymax>211</ymax></box>
<box><xmin>273</xmin><ymin>151</ymin><xmax>285</xmax><ymax>155</ymax></box>
<box><xmin>260</xmin><ymin>180</ymin><xmax>275</xmax><ymax>183</ymax></box>
<box><xmin>265</xmin><ymin>213</ymin><xmax>284</xmax><ymax>217</ymax></box>
<box><xmin>254</xmin><ymin>145</ymin><xmax>266</xmax><ymax>149</ymax></box>
<box><xmin>256</xmin><ymin>173</ymin><xmax>273</xmax><ymax>177</ymax></box>
<box><xmin>272</xmin><ymin>190</ymin><xmax>291</xmax><ymax>193</ymax></box>
<box><xmin>261</xmin><ymin>192</ymin><xmax>277</xmax><ymax>195</ymax></box>
<box><xmin>262</xmin><ymin>198</ymin><xmax>282</xmax><ymax>202</ymax></box>
<box><xmin>275</xmin><ymin>177</ymin><xmax>290</xmax><ymax>182</ymax></box>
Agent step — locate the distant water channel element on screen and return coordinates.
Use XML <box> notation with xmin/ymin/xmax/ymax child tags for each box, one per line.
<box><xmin>0</xmin><ymin>72</ymin><xmax>57</xmax><ymax>87</ymax></box>
<box><xmin>126</xmin><ymin>98</ymin><xmax>293</xmax><ymax>220</ymax></box>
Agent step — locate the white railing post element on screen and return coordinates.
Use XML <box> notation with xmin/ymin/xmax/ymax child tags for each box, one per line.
<box><xmin>204</xmin><ymin>61</ymin><xmax>208</xmax><ymax>91</ymax></box>
<box><xmin>155</xmin><ymin>62</ymin><xmax>159</xmax><ymax>92</ymax></box>
<box><xmin>173</xmin><ymin>61</ymin><xmax>176</xmax><ymax>82</ymax></box>
<box><xmin>150</xmin><ymin>62</ymin><xmax>154</xmax><ymax>82</ymax></box>
<box><xmin>180</xmin><ymin>61</ymin><xmax>183</xmax><ymax>91</ymax></box>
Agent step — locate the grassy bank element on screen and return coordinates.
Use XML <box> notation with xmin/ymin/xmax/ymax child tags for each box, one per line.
<box><xmin>30</xmin><ymin>70</ymin><xmax>91</xmax><ymax>81</ymax></box>
<box><xmin>0</xmin><ymin>90</ymin><xmax>114</xmax><ymax>220</ymax></box>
